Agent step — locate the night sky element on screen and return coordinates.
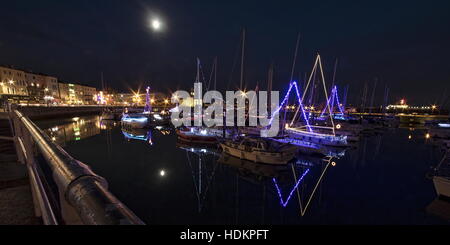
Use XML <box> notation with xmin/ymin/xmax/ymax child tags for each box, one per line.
<box><xmin>0</xmin><ymin>0</ymin><xmax>449</xmax><ymax>106</ymax></box>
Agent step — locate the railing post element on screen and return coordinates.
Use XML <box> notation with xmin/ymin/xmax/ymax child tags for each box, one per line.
<box><xmin>10</xmin><ymin>111</ymin><xmax>42</xmax><ymax>219</ymax></box>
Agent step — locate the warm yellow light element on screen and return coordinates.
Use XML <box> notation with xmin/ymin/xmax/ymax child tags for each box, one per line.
<box><xmin>408</xmin><ymin>135</ymin><xmax>412</xmax><ymax>140</ymax></box>
<box><xmin>150</xmin><ymin>98</ymin><xmax>155</xmax><ymax>104</ymax></box>
<box><xmin>164</xmin><ymin>99</ymin><xmax>169</xmax><ymax>104</ymax></box>
<box><xmin>331</xmin><ymin>162</ymin><xmax>337</xmax><ymax>167</ymax></box>
<box><xmin>336</xmin><ymin>124</ymin><xmax>342</xmax><ymax>130</ymax></box>
<box><xmin>431</xmin><ymin>105</ymin><xmax>437</xmax><ymax>110</ymax></box>
<box><xmin>425</xmin><ymin>133</ymin><xmax>430</xmax><ymax>139</ymax></box>
<box><xmin>45</xmin><ymin>88</ymin><xmax>49</xmax><ymax>92</ymax></box>
<box><xmin>9</xmin><ymin>80</ymin><xmax>14</xmax><ymax>84</ymax></box>
<box><xmin>400</xmin><ymin>99</ymin><xmax>405</xmax><ymax>105</ymax></box>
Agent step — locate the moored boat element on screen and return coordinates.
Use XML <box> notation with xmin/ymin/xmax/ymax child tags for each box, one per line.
<box><xmin>176</xmin><ymin>127</ymin><xmax>218</xmax><ymax>144</ymax></box>
<box><xmin>220</xmin><ymin>137</ymin><xmax>298</xmax><ymax>164</ymax></box>
<box><xmin>285</xmin><ymin>125</ymin><xmax>348</xmax><ymax>147</ymax></box>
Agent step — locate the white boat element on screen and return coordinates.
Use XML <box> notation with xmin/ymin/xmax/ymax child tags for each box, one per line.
<box><xmin>272</xmin><ymin>137</ymin><xmax>346</xmax><ymax>158</ymax></box>
<box><xmin>434</xmin><ymin>176</ymin><xmax>450</xmax><ymax>198</ymax></box>
<box><xmin>431</xmin><ymin>151</ymin><xmax>450</xmax><ymax>198</ymax></box>
<box><xmin>176</xmin><ymin>126</ymin><xmax>231</xmax><ymax>144</ymax></box>
<box><xmin>285</xmin><ymin>125</ymin><xmax>348</xmax><ymax>147</ymax></box>
<box><xmin>220</xmin><ymin>137</ymin><xmax>298</xmax><ymax>164</ymax></box>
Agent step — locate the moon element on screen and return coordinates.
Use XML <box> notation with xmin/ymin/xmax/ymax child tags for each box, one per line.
<box><xmin>151</xmin><ymin>19</ymin><xmax>162</xmax><ymax>31</ymax></box>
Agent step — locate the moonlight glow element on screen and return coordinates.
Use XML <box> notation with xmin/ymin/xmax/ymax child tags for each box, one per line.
<box><xmin>151</xmin><ymin>19</ymin><xmax>162</xmax><ymax>31</ymax></box>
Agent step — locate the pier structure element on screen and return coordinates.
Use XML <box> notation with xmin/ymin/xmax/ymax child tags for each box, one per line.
<box><xmin>0</xmin><ymin>105</ymin><xmax>144</xmax><ymax>225</ymax></box>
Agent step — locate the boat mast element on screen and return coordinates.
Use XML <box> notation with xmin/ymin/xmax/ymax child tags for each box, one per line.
<box><xmin>331</xmin><ymin>58</ymin><xmax>338</xmax><ymax>89</ymax></box>
<box><xmin>317</xmin><ymin>54</ymin><xmax>336</xmax><ymax>135</ymax></box>
<box><xmin>343</xmin><ymin>85</ymin><xmax>349</xmax><ymax>111</ymax></box>
<box><xmin>214</xmin><ymin>57</ymin><xmax>217</xmax><ymax>91</ymax></box>
<box><xmin>369</xmin><ymin>78</ymin><xmax>377</xmax><ymax>114</ymax></box>
<box><xmin>290</xmin><ymin>33</ymin><xmax>301</xmax><ymax>82</ymax></box>
<box><xmin>240</xmin><ymin>28</ymin><xmax>246</xmax><ymax>91</ymax></box>
<box><xmin>144</xmin><ymin>86</ymin><xmax>151</xmax><ymax>114</ymax></box>
<box><xmin>382</xmin><ymin>85</ymin><xmax>389</xmax><ymax>114</ymax></box>
<box><xmin>284</xmin><ymin>33</ymin><xmax>301</xmax><ymax>129</ymax></box>
<box><xmin>267</xmin><ymin>62</ymin><xmax>274</xmax><ymax>117</ymax></box>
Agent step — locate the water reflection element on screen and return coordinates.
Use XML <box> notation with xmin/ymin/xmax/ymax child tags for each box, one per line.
<box><xmin>176</xmin><ymin>139</ymin><xmax>337</xmax><ymax>218</ymax></box>
<box><xmin>36</xmin><ymin>115</ymin><xmax>449</xmax><ymax>224</ymax></box>
<box><xmin>43</xmin><ymin>116</ymin><xmax>107</xmax><ymax>146</ymax></box>
<box><xmin>177</xmin><ymin>141</ymin><xmax>221</xmax><ymax>213</ymax></box>
<box><xmin>122</xmin><ymin>126</ymin><xmax>173</xmax><ymax>145</ymax></box>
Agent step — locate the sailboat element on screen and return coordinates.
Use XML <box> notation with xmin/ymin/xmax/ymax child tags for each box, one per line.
<box><xmin>220</xmin><ymin>136</ymin><xmax>298</xmax><ymax>164</ymax></box>
<box><xmin>431</xmin><ymin>151</ymin><xmax>450</xmax><ymax>198</ymax></box>
<box><xmin>121</xmin><ymin>86</ymin><xmax>165</xmax><ymax>129</ymax></box>
<box><xmin>285</xmin><ymin>54</ymin><xmax>348</xmax><ymax>147</ymax></box>
<box><xmin>314</xmin><ymin>85</ymin><xmax>361</xmax><ymax>142</ymax></box>
<box><xmin>176</xmin><ymin>58</ymin><xmax>231</xmax><ymax>143</ymax></box>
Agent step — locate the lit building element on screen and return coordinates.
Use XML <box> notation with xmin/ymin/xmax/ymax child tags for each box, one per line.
<box><xmin>58</xmin><ymin>82</ymin><xmax>97</xmax><ymax>105</ymax></box>
<box><xmin>0</xmin><ymin>66</ymin><xmax>29</xmax><ymax>97</ymax></box>
<box><xmin>25</xmin><ymin>72</ymin><xmax>59</xmax><ymax>103</ymax></box>
<box><xmin>0</xmin><ymin>65</ymin><xmax>61</xmax><ymax>103</ymax></box>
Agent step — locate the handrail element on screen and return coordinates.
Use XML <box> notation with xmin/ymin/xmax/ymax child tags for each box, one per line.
<box><xmin>13</xmin><ymin>110</ymin><xmax>144</xmax><ymax>225</ymax></box>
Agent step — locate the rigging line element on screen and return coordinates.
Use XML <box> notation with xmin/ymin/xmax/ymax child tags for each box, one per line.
<box><xmin>331</xmin><ymin>58</ymin><xmax>338</xmax><ymax>89</ymax></box>
<box><xmin>214</xmin><ymin>57</ymin><xmax>217</xmax><ymax>91</ymax></box>
<box><xmin>206</xmin><ymin>58</ymin><xmax>215</xmax><ymax>91</ymax></box>
<box><xmin>291</xmin><ymin>55</ymin><xmax>320</xmax><ymax>126</ymax></box>
<box><xmin>199</xmin><ymin>161</ymin><xmax>220</xmax><ymax>207</ymax></box>
<box><xmin>301</xmin><ymin>158</ymin><xmax>332</xmax><ymax>216</ymax></box>
<box><xmin>199</xmin><ymin>60</ymin><xmax>207</xmax><ymax>86</ymax></box>
<box><xmin>227</xmin><ymin>33</ymin><xmax>243</xmax><ymax>91</ymax></box>
<box><xmin>186</xmin><ymin>151</ymin><xmax>201</xmax><ymax>200</ymax></box>
<box><xmin>240</xmin><ymin>28</ymin><xmax>246</xmax><ymax>91</ymax></box>
<box><xmin>317</xmin><ymin>55</ymin><xmax>336</xmax><ymax>135</ymax></box>
<box><xmin>290</xmin><ymin>33</ymin><xmax>301</xmax><ymax>83</ymax></box>
<box><xmin>291</xmin><ymin>164</ymin><xmax>304</xmax><ymax>214</ymax></box>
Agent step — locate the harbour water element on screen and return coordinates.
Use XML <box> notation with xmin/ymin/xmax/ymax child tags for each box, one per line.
<box><xmin>36</xmin><ymin>115</ymin><xmax>448</xmax><ymax>224</ymax></box>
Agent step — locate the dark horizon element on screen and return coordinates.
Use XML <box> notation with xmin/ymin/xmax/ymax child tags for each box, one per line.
<box><xmin>0</xmin><ymin>0</ymin><xmax>449</xmax><ymax>107</ymax></box>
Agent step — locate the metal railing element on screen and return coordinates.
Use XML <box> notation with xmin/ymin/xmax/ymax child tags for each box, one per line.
<box><xmin>11</xmin><ymin>109</ymin><xmax>144</xmax><ymax>225</ymax></box>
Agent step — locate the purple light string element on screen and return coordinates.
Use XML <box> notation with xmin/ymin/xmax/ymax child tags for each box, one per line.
<box><xmin>292</xmin><ymin>82</ymin><xmax>312</xmax><ymax>132</ymax></box>
<box><xmin>272</xmin><ymin>168</ymin><xmax>310</xmax><ymax>207</ymax></box>
<box><xmin>320</xmin><ymin>88</ymin><xmax>335</xmax><ymax>118</ymax></box>
<box><xmin>334</xmin><ymin>86</ymin><xmax>345</xmax><ymax>115</ymax></box>
<box><xmin>268</xmin><ymin>81</ymin><xmax>312</xmax><ymax>132</ymax></box>
<box><xmin>319</xmin><ymin>86</ymin><xmax>345</xmax><ymax>118</ymax></box>
<box><xmin>268</xmin><ymin>82</ymin><xmax>294</xmax><ymax>125</ymax></box>
<box><xmin>144</xmin><ymin>86</ymin><xmax>151</xmax><ymax>113</ymax></box>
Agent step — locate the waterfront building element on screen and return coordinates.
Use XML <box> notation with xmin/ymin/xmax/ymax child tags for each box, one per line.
<box><xmin>25</xmin><ymin>72</ymin><xmax>59</xmax><ymax>103</ymax></box>
<box><xmin>58</xmin><ymin>82</ymin><xmax>97</xmax><ymax>105</ymax></box>
<box><xmin>0</xmin><ymin>66</ymin><xmax>29</xmax><ymax>103</ymax></box>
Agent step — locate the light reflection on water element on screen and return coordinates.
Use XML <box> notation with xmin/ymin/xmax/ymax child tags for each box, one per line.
<box><xmin>36</xmin><ymin>116</ymin><xmax>448</xmax><ymax>224</ymax></box>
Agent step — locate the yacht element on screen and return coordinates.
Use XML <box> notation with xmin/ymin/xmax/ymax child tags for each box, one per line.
<box><xmin>176</xmin><ymin>126</ymin><xmax>231</xmax><ymax>144</ymax></box>
<box><xmin>220</xmin><ymin>137</ymin><xmax>298</xmax><ymax>164</ymax></box>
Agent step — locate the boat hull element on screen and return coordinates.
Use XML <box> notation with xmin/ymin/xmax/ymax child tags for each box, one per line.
<box><xmin>433</xmin><ymin>176</ymin><xmax>450</xmax><ymax>198</ymax></box>
<box><xmin>285</xmin><ymin>129</ymin><xmax>348</xmax><ymax>147</ymax></box>
<box><xmin>220</xmin><ymin>143</ymin><xmax>296</xmax><ymax>165</ymax></box>
<box><xmin>176</xmin><ymin>130</ymin><xmax>218</xmax><ymax>144</ymax></box>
